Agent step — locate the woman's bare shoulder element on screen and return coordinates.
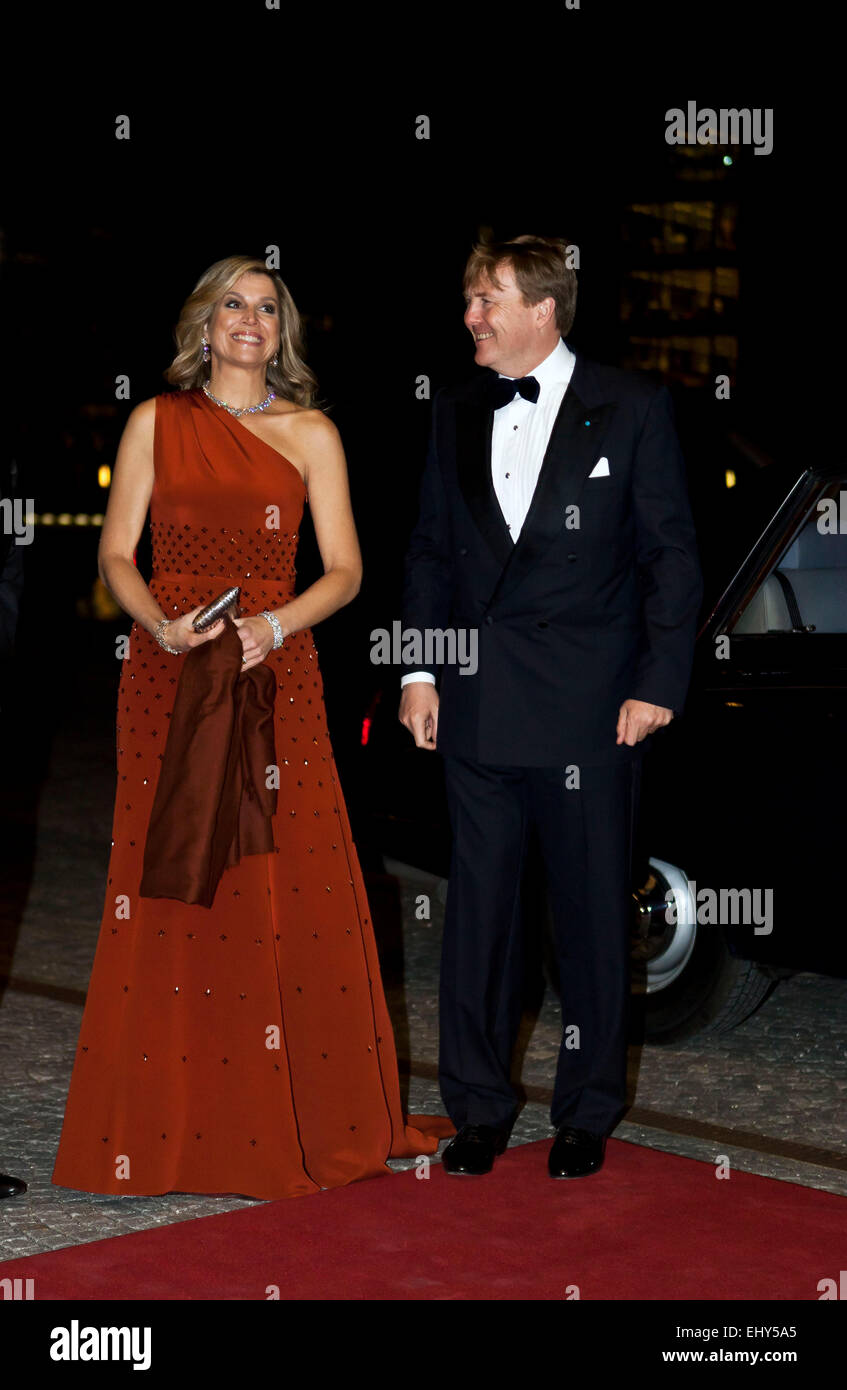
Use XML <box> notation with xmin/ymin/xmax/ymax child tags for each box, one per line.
<box><xmin>279</xmin><ymin>405</ymin><xmax>339</xmax><ymax>442</ymax></box>
<box><xmin>120</xmin><ymin>395</ymin><xmax>158</xmax><ymax>439</ymax></box>
<box><xmin>124</xmin><ymin>390</ymin><xmax>189</xmax><ymax>436</ymax></box>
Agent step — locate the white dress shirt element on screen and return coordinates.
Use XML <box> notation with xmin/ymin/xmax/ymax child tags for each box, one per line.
<box><xmin>401</xmin><ymin>337</ymin><xmax>576</xmax><ymax>687</ymax></box>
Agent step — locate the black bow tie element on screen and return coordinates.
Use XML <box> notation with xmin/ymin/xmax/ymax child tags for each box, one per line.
<box><xmin>488</xmin><ymin>374</ymin><xmax>540</xmax><ymax>410</ymax></box>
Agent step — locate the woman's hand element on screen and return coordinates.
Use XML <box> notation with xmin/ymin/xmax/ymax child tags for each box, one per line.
<box><xmin>160</xmin><ymin>606</ymin><xmax>227</xmax><ymax>653</ymax></box>
<box><xmin>232</xmin><ymin>615</ymin><xmax>275</xmax><ymax>671</ymax></box>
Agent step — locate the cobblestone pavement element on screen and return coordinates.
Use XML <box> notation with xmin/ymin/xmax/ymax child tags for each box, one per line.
<box><xmin>1</xmin><ymin>679</ymin><xmax>846</xmax><ymax>1262</ymax></box>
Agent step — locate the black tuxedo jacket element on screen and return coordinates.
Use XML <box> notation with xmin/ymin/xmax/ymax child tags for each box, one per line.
<box><xmin>400</xmin><ymin>349</ymin><xmax>704</xmax><ymax>767</ymax></box>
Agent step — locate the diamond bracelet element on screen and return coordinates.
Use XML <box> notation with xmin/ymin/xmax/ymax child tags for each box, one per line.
<box><xmin>154</xmin><ymin>617</ymin><xmax>182</xmax><ymax>654</ymax></box>
<box><xmin>260</xmin><ymin>610</ymin><xmax>285</xmax><ymax>649</ymax></box>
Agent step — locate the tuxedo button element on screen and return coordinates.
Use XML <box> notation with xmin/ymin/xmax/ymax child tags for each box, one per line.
<box><xmin>537</xmin><ymin>621</ymin><xmax>548</xmax><ymax>629</ymax></box>
<box><xmin>459</xmin><ymin>547</ymin><xmax>468</xmax><ymax>556</ymax></box>
<box><xmin>567</xmin><ymin>554</ymin><xmax>577</xmax><ymax>562</ymax></box>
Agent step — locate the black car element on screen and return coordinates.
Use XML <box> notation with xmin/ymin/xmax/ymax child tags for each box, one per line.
<box><xmin>353</xmin><ymin>465</ymin><xmax>847</xmax><ymax>1042</ymax></box>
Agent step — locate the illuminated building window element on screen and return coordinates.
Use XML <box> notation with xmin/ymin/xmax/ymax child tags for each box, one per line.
<box><xmin>620</xmin><ymin>198</ymin><xmax>739</xmax><ymax>386</ymax></box>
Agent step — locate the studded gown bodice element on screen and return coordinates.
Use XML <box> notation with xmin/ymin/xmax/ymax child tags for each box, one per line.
<box><xmin>148</xmin><ymin>388</ymin><xmax>304</xmax><ymax>623</ymax></box>
<box><xmin>51</xmin><ymin>389</ymin><xmax>452</xmax><ymax>1200</ymax></box>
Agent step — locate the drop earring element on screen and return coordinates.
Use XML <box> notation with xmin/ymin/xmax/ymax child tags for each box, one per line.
<box><xmin>202</xmin><ymin>335</ymin><xmax>210</xmax><ymax>363</ymax></box>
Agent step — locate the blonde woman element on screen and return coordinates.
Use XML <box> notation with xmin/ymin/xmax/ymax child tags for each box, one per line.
<box><xmin>53</xmin><ymin>256</ymin><xmax>452</xmax><ymax>1199</ymax></box>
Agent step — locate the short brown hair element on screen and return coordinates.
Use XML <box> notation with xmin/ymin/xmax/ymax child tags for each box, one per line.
<box><xmin>463</xmin><ymin>234</ymin><xmax>578</xmax><ymax>336</ymax></box>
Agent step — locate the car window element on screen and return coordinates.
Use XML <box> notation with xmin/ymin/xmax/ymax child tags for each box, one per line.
<box><xmin>731</xmin><ymin>483</ymin><xmax>847</xmax><ymax>634</ymax></box>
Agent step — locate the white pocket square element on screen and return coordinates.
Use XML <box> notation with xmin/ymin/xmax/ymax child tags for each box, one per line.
<box><xmin>588</xmin><ymin>457</ymin><xmax>610</xmax><ymax>478</ymax></box>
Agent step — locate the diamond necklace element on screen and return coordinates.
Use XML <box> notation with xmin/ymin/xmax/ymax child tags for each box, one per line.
<box><xmin>202</xmin><ymin>381</ymin><xmax>277</xmax><ymax>417</ymax></box>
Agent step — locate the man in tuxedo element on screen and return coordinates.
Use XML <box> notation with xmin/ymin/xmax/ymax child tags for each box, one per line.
<box><xmin>398</xmin><ymin>235</ymin><xmax>702</xmax><ymax>1178</ymax></box>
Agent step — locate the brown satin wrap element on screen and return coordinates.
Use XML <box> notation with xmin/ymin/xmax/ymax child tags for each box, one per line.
<box><xmin>139</xmin><ymin>612</ymin><xmax>278</xmax><ymax>908</ymax></box>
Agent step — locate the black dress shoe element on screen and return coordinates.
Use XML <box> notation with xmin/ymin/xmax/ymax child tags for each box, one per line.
<box><xmin>548</xmin><ymin>1126</ymin><xmax>607</xmax><ymax>1179</ymax></box>
<box><xmin>441</xmin><ymin>1124</ymin><xmax>510</xmax><ymax>1176</ymax></box>
<box><xmin>0</xmin><ymin>1174</ymin><xmax>27</xmax><ymax>1198</ymax></box>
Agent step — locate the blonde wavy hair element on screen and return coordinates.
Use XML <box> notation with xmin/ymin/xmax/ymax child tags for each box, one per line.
<box><xmin>164</xmin><ymin>255</ymin><xmax>319</xmax><ymax>406</ymax></box>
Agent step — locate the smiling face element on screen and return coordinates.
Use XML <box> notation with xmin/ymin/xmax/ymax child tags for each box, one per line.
<box><xmin>463</xmin><ymin>260</ymin><xmax>558</xmax><ymax>377</ymax></box>
<box><xmin>205</xmin><ymin>271</ymin><xmax>281</xmax><ymax>371</ymax></box>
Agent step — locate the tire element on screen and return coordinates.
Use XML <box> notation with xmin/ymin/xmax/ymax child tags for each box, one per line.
<box><xmin>634</xmin><ymin>857</ymin><xmax>779</xmax><ymax>1044</ymax></box>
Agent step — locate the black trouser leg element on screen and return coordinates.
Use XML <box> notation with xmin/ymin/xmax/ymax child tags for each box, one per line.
<box><xmin>528</xmin><ymin>758</ymin><xmax>642</xmax><ymax>1135</ymax></box>
<box><xmin>438</xmin><ymin>756</ymin><xmax>532</xmax><ymax>1131</ymax></box>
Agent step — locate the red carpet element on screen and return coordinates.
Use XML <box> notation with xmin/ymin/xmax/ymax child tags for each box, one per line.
<box><xmin>3</xmin><ymin>1139</ymin><xmax>844</xmax><ymax>1299</ymax></box>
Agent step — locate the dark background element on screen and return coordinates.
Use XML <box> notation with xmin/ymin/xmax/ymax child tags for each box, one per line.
<box><xmin>1</xmin><ymin>63</ymin><xmax>802</xmax><ymax>810</ymax></box>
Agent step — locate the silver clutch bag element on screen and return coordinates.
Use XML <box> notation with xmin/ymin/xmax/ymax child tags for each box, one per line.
<box><xmin>192</xmin><ymin>585</ymin><xmax>241</xmax><ymax>632</ymax></box>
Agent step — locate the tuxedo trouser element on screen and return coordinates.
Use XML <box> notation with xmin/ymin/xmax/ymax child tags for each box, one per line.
<box><xmin>438</xmin><ymin>754</ymin><xmax>642</xmax><ymax>1135</ymax></box>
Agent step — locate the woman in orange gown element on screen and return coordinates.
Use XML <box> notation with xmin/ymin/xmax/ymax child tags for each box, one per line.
<box><xmin>52</xmin><ymin>255</ymin><xmax>452</xmax><ymax>1199</ymax></box>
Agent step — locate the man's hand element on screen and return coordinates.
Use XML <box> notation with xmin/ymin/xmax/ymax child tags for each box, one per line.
<box><xmin>616</xmin><ymin>698</ymin><xmax>673</xmax><ymax>746</ymax></box>
<box><xmin>399</xmin><ymin>681</ymin><xmax>439</xmax><ymax>750</ymax></box>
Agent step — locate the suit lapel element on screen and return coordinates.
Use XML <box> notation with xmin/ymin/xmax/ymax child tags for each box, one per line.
<box><xmin>454</xmin><ymin>355</ymin><xmax>617</xmax><ymax>606</ymax></box>
<box><xmin>455</xmin><ymin>385</ymin><xmax>514</xmax><ymax>568</ymax></box>
<box><xmin>488</xmin><ymin>381</ymin><xmax>616</xmax><ymax>607</ymax></box>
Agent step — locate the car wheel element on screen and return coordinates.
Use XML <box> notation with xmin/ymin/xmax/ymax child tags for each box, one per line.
<box><xmin>632</xmin><ymin>857</ymin><xmax>778</xmax><ymax>1044</ymax></box>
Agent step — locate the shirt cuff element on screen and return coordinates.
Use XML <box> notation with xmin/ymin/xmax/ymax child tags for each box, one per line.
<box><xmin>400</xmin><ymin>671</ymin><xmax>436</xmax><ymax>687</ymax></box>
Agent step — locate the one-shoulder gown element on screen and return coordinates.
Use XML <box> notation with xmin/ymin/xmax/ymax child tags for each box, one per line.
<box><xmin>52</xmin><ymin>388</ymin><xmax>452</xmax><ymax>1199</ymax></box>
